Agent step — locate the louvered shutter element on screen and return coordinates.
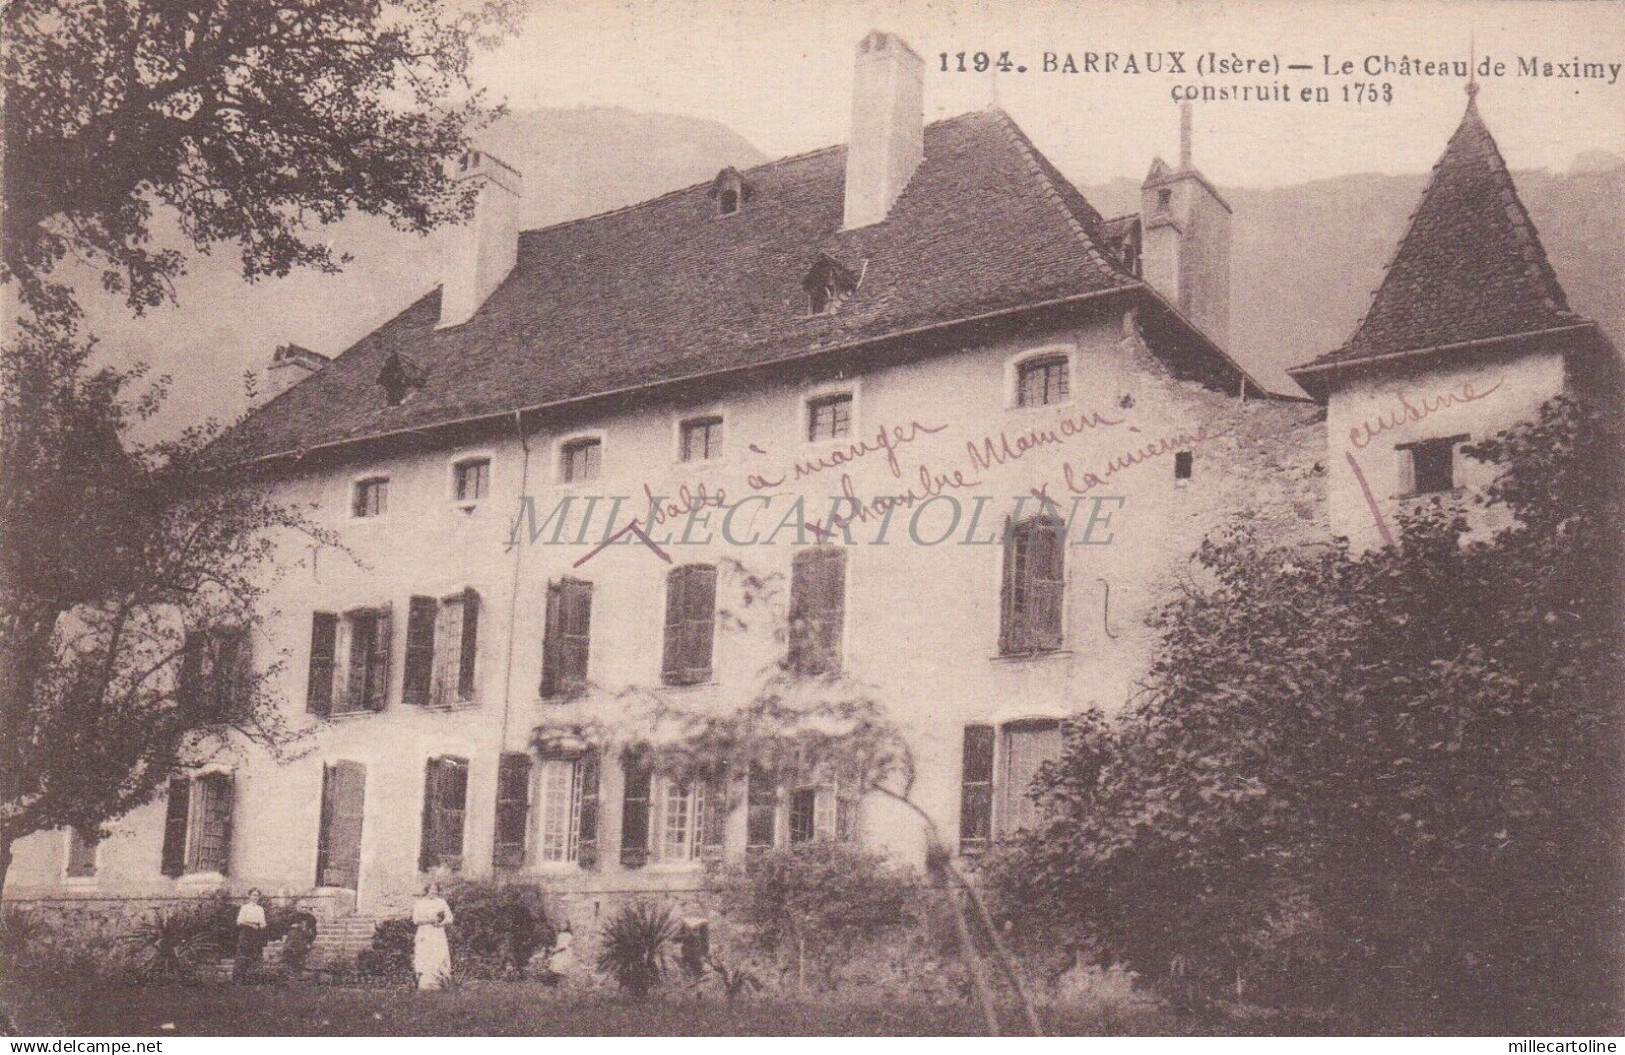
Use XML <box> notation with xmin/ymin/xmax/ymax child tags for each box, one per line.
<box><xmin>458</xmin><ymin>588</ymin><xmax>479</xmax><ymax>700</ymax></box>
<box><xmin>576</xmin><ymin>750</ymin><xmax>601</xmax><ymax>869</ymax></box>
<box><xmin>317</xmin><ymin>761</ymin><xmax>365</xmax><ymax>889</ymax></box>
<box><xmin>403</xmin><ymin>596</ymin><xmax>437</xmax><ymax>705</ymax></box>
<box><xmin>791</xmin><ymin>549</ymin><xmax>845</xmax><ymax>674</ymax></box>
<box><xmin>541</xmin><ymin>582</ymin><xmax>565</xmax><ymax>698</ymax></box>
<box><xmin>342</xmin><ymin>613</ymin><xmax>371</xmax><ymax>712</ymax></box>
<box><xmin>684</xmin><ymin>566</ymin><xmax>717</xmax><ymax>683</ymax></box>
<box><xmin>177</xmin><ymin>633</ymin><xmax>203</xmax><ymax>720</ymax></box>
<box><xmin>493</xmin><ymin>753</ymin><xmax>531</xmax><ymax>870</ymax></box>
<box><xmin>562</xmin><ymin>580</ymin><xmax>592</xmax><ymax>693</ymax></box>
<box><xmin>620</xmin><ymin>753</ymin><xmax>652</xmax><ymax>868</ymax></box>
<box><xmin>365</xmin><ymin>604</ymin><xmax>392</xmax><ymax>710</ymax></box>
<box><xmin>698</xmin><ymin>769</ymin><xmax>728</xmax><ymax>861</ymax></box>
<box><xmin>418</xmin><ymin>758</ymin><xmax>439</xmax><ymax>872</ymax></box>
<box><xmin>661</xmin><ymin>569</ymin><xmax>686</xmax><ymax>683</ymax></box>
<box><xmin>1031</xmin><ymin>520</ymin><xmax>1064</xmax><ymax>651</ymax></box>
<box><xmin>191</xmin><ymin>772</ymin><xmax>234</xmax><ymax>875</ymax></box>
<box><xmin>160</xmin><ymin>777</ymin><xmax>191</xmax><ymax>877</ymax></box>
<box><xmin>999</xmin><ymin>517</ymin><xmax>1019</xmax><ymax>654</ymax></box>
<box><xmin>746</xmin><ymin>766</ymin><xmax>777</xmax><ymax>852</ymax></box>
<box><xmin>959</xmin><ymin>725</ymin><xmax>995</xmax><ymax>854</ymax></box>
<box><xmin>306</xmin><ymin>613</ymin><xmax>338</xmax><ymax>717</ymax></box>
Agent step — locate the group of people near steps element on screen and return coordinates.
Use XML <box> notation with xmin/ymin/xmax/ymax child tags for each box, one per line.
<box><xmin>230</xmin><ymin>882</ymin><xmax>576</xmax><ymax>989</ymax></box>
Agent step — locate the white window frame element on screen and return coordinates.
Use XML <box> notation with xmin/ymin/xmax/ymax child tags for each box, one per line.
<box><xmin>649</xmin><ymin>776</ymin><xmax>705</xmax><ymax>869</ymax></box>
<box><xmin>176</xmin><ymin>762</ymin><xmax>235</xmax><ymax>888</ymax></box>
<box><xmin>1006</xmin><ymin>344</ymin><xmax>1076</xmax><ymax>411</ymax></box>
<box><xmin>801</xmin><ymin>380</ymin><xmax>860</xmax><ymax>448</ymax></box>
<box><xmin>556</xmin><ymin>432</ymin><xmax>606</xmax><ymax>487</ymax></box>
<box><xmin>531</xmin><ymin>756</ymin><xmax>588</xmax><ymax>870</ymax></box>
<box><xmin>990</xmin><ymin>716</ymin><xmax>1065</xmax><ymax>839</ymax></box>
<box><xmin>449</xmin><ymin>452</ymin><xmax>495</xmax><ymax>511</ymax></box>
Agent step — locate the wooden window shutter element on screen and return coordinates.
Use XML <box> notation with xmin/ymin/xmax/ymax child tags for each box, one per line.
<box><xmin>342</xmin><ymin>612</ymin><xmax>372</xmax><ymax>712</ymax></box>
<box><xmin>215</xmin><ymin>629</ymin><xmax>251</xmax><ymax>719</ymax></box>
<box><xmin>419</xmin><ymin>756</ymin><xmax>468</xmax><ymax>872</ymax></box>
<box><xmin>562</xmin><ymin>580</ymin><xmax>592</xmax><ymax>694</ymax></box>
<box><xmin>493</xmin><ymin>752</ymin><xmax>532</xmax><ymax>870</ymax></box>
<box><xmin>177</xmin><ymin>632</ymin><xmax>204</xmax><ymax>720</ymax></box>
<box><xmin>541</xmin><ymin>582</ymin><xmax>565</xmax><ymax>698</ymax></box>
<box><xmin>959</xmin><ymin>725</ymin><xmax>995</xmax><ymax>854</ymax></box>
<box><xmin>306</xmin><ymin>613</ymin><xmax>338</xmax><ymax>717</ymax></box>
<box><xmin>575</xmin><ymin>749</ymin><xmax>602</xmax><ymax>869</ymax></box>
<box><xmin>681</xmin><ymin>565</ymin><xmax>717</xmax><ymax>684</ymax></box>
<box><xmin>365</xmin><ymin>604</ymin><xmax>392</xmax><ymax>711</ymax></box>
<box><xmin>661</xmin><ymin>568</ymin><xmax>686</xmax><ymax>684</ymax></box>
<box><xmin>999</xmin><ymin>517</ymin><xmax>1019</xmax><ymax>654</ymax></box>
<box><xmin>457</xmin><ymin>588</ymin><xmax>480</xmax><ymax>700</ymax></box>
<box><xmin>190</xmin><ymin>772</ymin><xmax>234</xmax><ymax>875</ymax></box>
<box><xmin>418</xmin><ymin>758</ymin><xmax>440</xmax><ymax>872</ymax></box>
<box><xmin>403</xmin><ymin>596</ymin><xmax>437</xmax><ymax>705</ymax></box>
<box><xmin>746</xmin><ymin>766</ymin><xmax>777</xmax><ymax>852</ymax></box>
<box><xmin>619</xmin><ymin>752</ymin><xmax>653</xmax><ymax>868</ymax></box>
<box><xmin>1031</xmin><ymin>519</ymin><xmax>1064</xmax><ymax>651</ymax></box>
<box><xmin>698</xmin><ymin>768</ymin><xmax>728</xmax><ymax>861</ymax></box>
<box><xmin>160</xmin><ymin>777</ymin><xmax>191</xmax><ymax>877</ymax></box>
<box><xmin>790</xmin><ymin>548</ymin><xmax>845</xmax><ymax>675</ymax></box>
<box><xmin>318</xmin><ymin>761</ymin><xmax>366</xmax><ymax>889</ymax></box>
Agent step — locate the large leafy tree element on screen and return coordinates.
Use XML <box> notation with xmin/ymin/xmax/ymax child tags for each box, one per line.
<box><xmin>0</xmin><ymin>0</ymin><xmax>518</xmax><ymax>897</ymax></box>
<box><xmin>992</xmin><ymin>396</ymin><xmax>1624</xmax><ymax>1033</ymax></box>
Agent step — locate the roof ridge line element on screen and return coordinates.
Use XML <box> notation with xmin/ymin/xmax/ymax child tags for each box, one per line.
<box><xmin>516</xmin><ymin>111</ymin><xmax>995</xmax><ymax>241</ymax></box>
<box><xmin>986</xmin><ymin>110</ymin><xmax>1132</xmax><ymax>283</ymax></box>
<box><xmin>1463</xmin><ymin>104</ymin><xmax>1573</xmax><ymax>317</ymax></box>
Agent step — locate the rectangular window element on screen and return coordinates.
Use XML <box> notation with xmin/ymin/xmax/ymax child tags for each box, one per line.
<box><xmin>179</xmin><ymin>627</ymin><xmax>250</xmax><ymax>723</ymax></box>
<box><xmin>662</xmin><ymin>564</ymin><xmax>717</xmax><ymax>686</ymax></box>
<box><xmin>680</xmin><ymin>417</ymin><xmax>724</xmax><ymax>462</ymax></box>
<box><xmin>454</xmin><ymin>459</ymin><xmax>490</xmax><ymax>503</ymax></box>
<box><xmin>419</xmin><ymin>756</ymin><xmax>468</xmax><ymax>872</ymax></box>
<box><xmin>788</xmin><ymin>787</ymin><xmax>817</xmax><ymax>845</ymax></box>
<box><xmin>959</xmin><ymin>725</ymin><xmax>995</xmax><ymax>854</ymax></box>
<box><xmin>188</xmin><ymin>772</ymin><xmax>234</xmax><ymax>875</ymax></box>
<box><xmin>786</xmin><ymin>774</ymin><xmax>855</xmax><ymax>845</ymax></box>
<box><xmin>998</xmin><ymin>721</ymin><xmax>1063</xmax><ymax>836</ymax></box>
<box><xmin>806</xmin><ymin>394</ymin><xmax>853</xmax><ymax>442</ymax></box>
<box><xmin>658</xmin><ymin>780</ymin><xmax>698</xmax><ymax>863</ymax></box>
<box><xmin>352</xmin><ymin>477</ymin><xmax>388</xmax><ymax>518</ymax></box>
<box><xmin>561</xmin><ymin>438</ymin><xmax>601</xmax><ymax>483</ymax></box>
<box><xmin>788</xmin><ymin>547</ymin><xmax>846</xmax><ymax>675</ymax></box>
<box><xmin>541</xmin><ymin>579</ymin><xmax>592</xmax><ymax>699</ymax></box>
<box><xmin>429</xmin><ymin>589</ymin><xmax>480</xmax><ymax>705</ymax></box>
<box><xmin>493</xmin><ymin>753</ymin><xmax>532</xmax><ymax>870</ymax></box>
<box><xmin>533</xmin><ymin>758</ymin><xmax>577</xmax><ymax>865</ymax></box>
<box><xmin>1399</xmin><ymin>435</ymin><xmax>1466</xmax><ymax>496</ymax></box>
<box><xmin>620</xmin><ymin>753</ymin><xmax>653</xmax><ymax>869</ymax></box>
<box><xmin>339</xmin><ymin>606</ymin><xmax>392</xmax><ymax>713</ymax></box>
<box><xmin>1000</xmin><ymin>517</ymin><xmax>1065</xmax><ymax>655</ymax></box>
<box><xmin>1017</xmin><ymin>356</ymin><xmax>1070</xmax><ymax>408</ymax></box>
<box><xmin>316</xmin><ymin>761</ymin><xmax>366</xmax><ymax>889</ymax></box>
<box><xmin>66</xmin><ymin>826</ymin><xmax>98</xmax><ymax>879</ymax></box>
<box><xmin>1174</xmin><ymin>451</ymin><xmax>1193</xmax><ymax>481</ymax></box>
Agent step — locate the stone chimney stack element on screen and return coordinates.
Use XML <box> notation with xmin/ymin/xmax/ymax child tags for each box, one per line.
<box><xmin>1139</xmin><ymin>106</ymin><xmax>1232</xmax><ymax>347</ymax></box>
<box><xmin>264</xmin><ymin>343</ymin><xmax>328</xmax><ymax>400</ymax></box>
<box><xmin>843</xmin><ymin>31</ymin><xmax>924</xmax><ymax>230</ymax></box>
<box><xmin>439</xmin><ymin>149</ymin><xmax>524</xmax><ymax>329</ymax></box>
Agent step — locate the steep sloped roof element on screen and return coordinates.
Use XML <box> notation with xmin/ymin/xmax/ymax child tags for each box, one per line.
<box><xmin>1291</xmin><ymin>92</ymin><xmax>1589</xmax><ymax>393</ymax></box>
<box><xmin>212</xmin><ymin>109</ymin><xmax>1254</xmax><ymax>465</ymax></box>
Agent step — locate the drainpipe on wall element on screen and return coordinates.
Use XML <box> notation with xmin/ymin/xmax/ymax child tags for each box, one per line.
<box><xmin>499</xmin><ymin>410</ymin><xmax>531</xmax><ymax>751</ymax></box>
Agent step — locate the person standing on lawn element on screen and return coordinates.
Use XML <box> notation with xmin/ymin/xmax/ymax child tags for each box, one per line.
<box><xmin>411</xmin><ymin>881</ymin><xmax>455</xmax><ymax>990</ymax></box>
<box><xmin>232</xmin><ymin>889</ymin><xmax>267</xmax><ymax>983</ymax></box>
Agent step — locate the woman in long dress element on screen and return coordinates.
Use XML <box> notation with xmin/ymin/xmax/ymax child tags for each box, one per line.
<box><xmin>411</xmin><ymin>882</ymin><xmax>454</xmax><ymax>991</ymax></box>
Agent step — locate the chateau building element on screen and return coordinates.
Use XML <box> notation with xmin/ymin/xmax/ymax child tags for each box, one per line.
<box><xmin>6</xmin><ymin>41</ymin><xmax>1609</xmax><ymax>947</ymax></box>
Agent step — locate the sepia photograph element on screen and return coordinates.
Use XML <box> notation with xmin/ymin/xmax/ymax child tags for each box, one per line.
<box><xmin>1</xmin><ymin>0</ymin><xmax>1622</xmax><ymax>1042</ymax></box>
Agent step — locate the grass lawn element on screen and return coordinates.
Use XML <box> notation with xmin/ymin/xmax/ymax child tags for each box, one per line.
<box><xmin>8</xmin><ymin>979</ymin><xmax>1214</xmax><ymax>1037</ymax></box>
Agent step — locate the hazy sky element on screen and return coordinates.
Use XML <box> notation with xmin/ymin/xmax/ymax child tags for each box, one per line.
<box><xmin>474</xmin><ymin>0</ymin><xmax>1625</xmax><ymax>186</ymax></box>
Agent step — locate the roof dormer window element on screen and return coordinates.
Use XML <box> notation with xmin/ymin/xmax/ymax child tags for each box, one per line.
<box><xmin>803</xmin><ymin>254</ymin><xmax>859</xmax><ymax>317</ymax></box>
<box><xmin>709</xmin><ymin>167</ymin><xmax>751</xmax><ymax>218</ymax></box>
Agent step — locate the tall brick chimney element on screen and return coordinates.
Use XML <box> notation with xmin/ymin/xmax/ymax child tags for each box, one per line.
<box><xmin>843</xmin><ymin>31</ymin><xmax>924</xmax><ymax>230</ymax></box>
<box><xmin>439</xmin><ymin>149</ymin><xmax>524</xmax><ymax>329</ymax></box>
<box><xmin>1140</xmin><ymin>104</ymin><xmax>1232</xmax><ymax>347</ymax></box>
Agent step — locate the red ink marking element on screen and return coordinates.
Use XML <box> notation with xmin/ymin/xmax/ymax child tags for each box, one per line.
<box><xmin>1345</xmin><ymin>451</ymin><xmax>1396</xmax><ymax>548</ymax></box>
<box><xmin>573</xmin><ymin>518</ymin><xmax>673</xmax><ymax>568</ymax></box>
<box><xmin>1348</xmin><ymin>377</ymin><xmax>1504</xmax><ymax>450</ymax></box>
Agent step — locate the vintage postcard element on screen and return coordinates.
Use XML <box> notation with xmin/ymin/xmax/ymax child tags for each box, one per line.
<box><xmin>1</xmin><ymin>0</ymin><xmax>1622</xmax><ymax>1043</ymax></box>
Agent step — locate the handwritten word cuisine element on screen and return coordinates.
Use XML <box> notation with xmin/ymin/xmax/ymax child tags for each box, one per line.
<box><xmin>1347</xmin><ymin>377</ymin><xmax>1504</xmax><ymax>450</ymax></box>
<box><xmin>1062</xmin><ymin>424</ymin><xmax>1231</xmax><ymax>494</ymax></box>
<box><xmin>746</xmin><ymin>419</ymin><xmax>947</xmax><ymax>490</ymax></box>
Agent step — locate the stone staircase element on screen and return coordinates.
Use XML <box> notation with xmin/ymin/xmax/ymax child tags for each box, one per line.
<box><xmin>310</xmin><ymin>914</ymin><xmax>378</xmax><ymax>967</ymax></box>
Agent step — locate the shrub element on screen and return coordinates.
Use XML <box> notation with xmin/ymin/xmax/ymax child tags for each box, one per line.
<box><xmin>357</xmin><ymin>918</ymin><xmax>415</xmax><ymax>982</ymax></box>
<box><xmin>597</xmin><ymin>901</ymin><xmax>677</xmax><ymax>996</ymax></box>
<box><xmin>440</xmin><ymin>879</ymin><xmax>554</xmax><ymax>979</ymax></box>
<box><xmin>724</xmin><ymin>841</ymin><xmax>912</xmax><ymax>990</ymax></box>
<box><xmin>117</xmin><ymin>907</ymin><xmax>224</xmax><ymax>983</ymax></box>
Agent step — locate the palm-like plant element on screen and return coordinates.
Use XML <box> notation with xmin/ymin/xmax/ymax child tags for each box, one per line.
<box><xmin>117</xmin><ymin>909</ymin><xmax>222</xmax><ymax>983</ymax></box>
<box><xmin>596</xmin><ymin>902</ymin><xmax>677</xmax><ymax>996</ymax></box>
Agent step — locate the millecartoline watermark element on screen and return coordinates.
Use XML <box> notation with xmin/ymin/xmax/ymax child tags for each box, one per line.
<box><xmin>505</xmin><ymin>491</ymin><xmax>1127</xmax><ymax>552</ymax></box>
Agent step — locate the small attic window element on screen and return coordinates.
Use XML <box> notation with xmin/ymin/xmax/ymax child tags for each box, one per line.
<box><xmin>710</xmin><ymin>168</ymin><xmax>750</xmax><ymax>218</ymax></box>
<box><xmin>378</xmin><ymin>351</ymin><xmax>426</xmax><ymax>406</ymax></box>
<box><xmin>803</xmin><ymin>254</ymin><xmax>859</xmax><ymax>317</ymax></box>
<box><xmin>1156</xmin><ymin>188</ymin><xmax>1173</xmax><ymax>211</ymax></box>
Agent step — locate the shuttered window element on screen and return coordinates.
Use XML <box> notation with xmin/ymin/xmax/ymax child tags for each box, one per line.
<box><xmin>788</xmin><ymin>548</ymin><xmax>846</xmax><ymax>675</ymax></box>
<box><xmin>662</xmin><ymin>564</ymin><xmax>717</xmax><ymax>686</ymax></box>
<box><xmin>959</xmin><ymin>725</ymin><xmax>995</xmax><ymax>854</ymax></box>
<box><xmin>999</xmin><ymin>721</ymin><xmax>1063</xmax><ymax>836</ymax></box>
<box><xmin>66</xmin><ymin>826</ymin><xmax>98</xmax><ymax>879</ymax></box>
<box><xmin>576</xmin><ymin>751</ymin><xmax>601</xmax><ymax>869</ymax></box>
<box><xmin>189</xmin><ymin>772</ymin><xmax>234</xmax><ymax>875</ymax></box>
<box><xmin>338</xmin><ymin>606</ymin><xmax>392</xmax><ymax>714</ymax></box>
<box><xmin>404</xmin><ymin>590</ymin><xmax>480</xmax><ymax>706</ymax></box>
<box><xmin>160</xmin><ymin>777</ymin><xmax>190</xmax><ymax>877</ymax></box>
<box><xmin>306</xmin><ymin>613</ymin><xmax>339</xmax><ymax>717</ymax></box>
<box><xmin>541</xmin><ymin>579</ymin><xmax>592</xmax><ymax>699</ymax></box>
<box><xmin>403</xmin><ymin>596</ymin><xmax>437</xmax><ymax>705</ymax></box>
<box><xmin>529</xmin><ymin>751</ymin><xmax>601</xmax><ymax>868</ymax></box>
<box><xmin>178</xmin><ymin>627</ymin><xmax>250</xmax><ymax>722</ymax></box>
<box><xmin>493</xmin><ymin>753</ymin><xmax>532</xmax><ymax>870</ymax></box>
<box><xmin>419</xmin><ymin>756</ymin><xmax>468</xmax><ymax>872</ymax></box>
<box><xmin>619</xmin><ymin>753</ymin><xmax>653</xmax><ymax>869</ymax></box>
<box><xmin>1000</xmin><ymin>516</ymin><xmax>1065</xmax><ymax>655</ymax></box>
<box><xmin>316</xmin><ymin>761</ymin><xmax>366</xmax><ymax>889</ymax></box>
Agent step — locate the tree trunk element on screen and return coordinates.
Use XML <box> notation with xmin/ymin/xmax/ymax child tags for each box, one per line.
<box><xmin>796</xmin><ymin>933</ymin><xmax>806</xmax><ymax>992</ymax></box>
<box><xmin>943</xmin><ymin>876</ymin><xmax>1001</xmax><ymax>1036</ymax></box>
<box><xmin>953</xmin><ymin>863</ymin><xmax>1044</xmax><ymax>1036</ymax></box>
<box><xmin>0</xmin><ymin>832</ymin><xmax>14</xmax><ymax>905</ymax></box>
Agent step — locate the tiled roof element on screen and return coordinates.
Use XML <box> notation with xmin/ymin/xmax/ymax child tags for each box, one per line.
<box><xmin>212</xmin><ymin>109</ymin><xmax>1250</xmax><ymax>465</ymax></box>
<box><xmin>1290</xmin><ymin>93</ymin><xmax>1585</xmax><ymax>390</ymax></box>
